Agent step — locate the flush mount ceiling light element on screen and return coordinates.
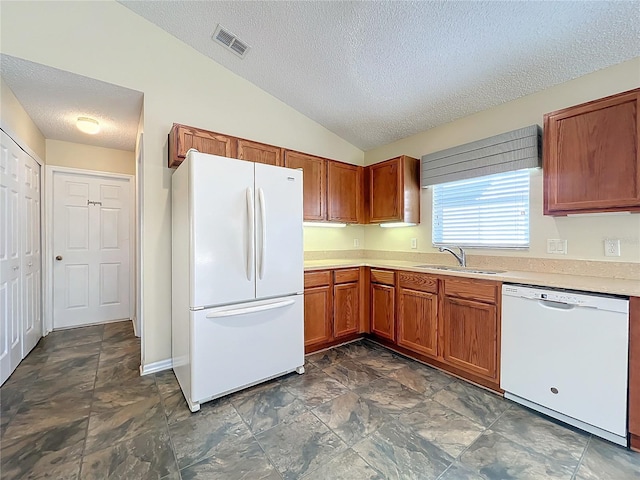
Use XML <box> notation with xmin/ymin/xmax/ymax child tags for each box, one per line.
<box><xmin>76</xmin><ymin>117</ymin><xmax>100</xmax><ymax>134</ymax></box>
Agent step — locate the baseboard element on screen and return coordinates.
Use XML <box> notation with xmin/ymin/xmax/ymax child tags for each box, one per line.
<box><xmin>132</xmin><ymin>317</ymin><xmax>139</xmax><ymax>338</ymax></box>
<box><xmin>140</xmin><ymin>358</ymin><xmax>172</xmax><ymax>376</ymax></box>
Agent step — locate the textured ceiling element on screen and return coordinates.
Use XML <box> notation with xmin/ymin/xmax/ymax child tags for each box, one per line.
<box><xmin>120</xmin><ymin>1</ymin><xmax>640</xmax><ymax>151</ymax></box>
<box><xmin>1</xmin><ymin>55</ymin><xmax>143</xmax><ymax>151</ymax></box>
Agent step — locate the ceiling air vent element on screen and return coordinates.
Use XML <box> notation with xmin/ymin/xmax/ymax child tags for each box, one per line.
<box><xmin>212</xmin><ymin>24</ymin><xmax>250</xmax><ymax>59</ymax></box>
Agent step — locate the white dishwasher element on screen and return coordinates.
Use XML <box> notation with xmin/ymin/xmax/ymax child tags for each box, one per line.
<box><xmin>501</xmin><ymin>284</ymin><xmax>629</xmax><ymax>446</ymax></box>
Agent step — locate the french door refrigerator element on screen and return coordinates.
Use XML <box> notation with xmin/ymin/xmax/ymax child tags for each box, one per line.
<box><xmin>172</xmin><ymin>150</ymin><xmax>304</xmax><ymax>412</ymax></box>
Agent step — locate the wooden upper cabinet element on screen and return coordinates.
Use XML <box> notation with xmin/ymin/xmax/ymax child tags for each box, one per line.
<box><xmin>169</xmin><ymin>123</ymin><xmax>236</xmax><ymax>168</ymax></box>
<box><xmin>367</xmin><ymin>155</ymin><xmax>420</xmax><ymax>224</ymax></box>
<box><xmin>284</xmin><ymin>150</ymin><xmax>327</xmax><ymax>221</ymax></box>
<box><xmin>237</xmin><ymin>139</ymin><xmax>282</xmax><ymax>166</ymax></box>
<box><xmin>544</xmin><ymin>88</ymin><xmax>640</xmax><ymax>214</ymax></box>
<box><xmin>327</xmin><ymin>161</ymin><xmax>362</xmax><ymax>223</ymax></box>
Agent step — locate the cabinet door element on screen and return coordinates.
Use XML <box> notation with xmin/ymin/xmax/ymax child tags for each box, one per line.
<box><xmin>284</xmin><ymin>151</ymin><xmax>326</xmax><ymax>221</ymax></box>
<box><xmin>327</xmin><ymin>161</ymin><xmax>361</xmax><ymax>223</ymax></box>
<box><xmin>544</xmin><ymin>89</ymin><xmax>640</xmax><ymax>214</ymax></box>
<box><xmin>442</xmin><ymin>296</ymin><xmax>497</xmax><ymax>380</ymax></box>
<box><xmin>371</xmin><ymin>284</ymin><xmax>395</xmax><ymax>341</ymax></box>
<box><xmin>169</xmin><ymin>124</ymin><xmax>235</xmax><ymax>167</ymax></box>
<box><xmin>369</xmin><ymin>157</ymin><xmax>402</xmax><ymax>222</ymax></box>
<box><xmin>238</xmin><ymin>139</ymin><xmax>282</xmax><ymax>166</ymax></box>
<box><xmin>397</xmin><ymin>288</ymin><xmax>438</xmax><ymax>358</ymax></box>
<box><xmin>334</xmin><ymin>282</ymin><xmax>359</xmax><ymax>338</ymax></box>
<box><xmin>304</xmin><ymin>285</ymin><xmax>332</xmax><ymax>348</ymax></box>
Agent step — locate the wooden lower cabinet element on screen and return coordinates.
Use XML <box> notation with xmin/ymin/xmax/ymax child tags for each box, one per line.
<box><xmin>303</xmin><ymin>268</ymin><xmax>363</xmax><ymax>353</ymax></box>
<box><xmin>303</xmin><ymin>285</ymin><xmax>332</xmax><ymax>348</ymax></box>
<box><xmin>371</xmin><ymin>283</ymin><xmax>395</xmax><ymax>341</ymax></box>
<box><xmin>334</xmin><ymin>282</ymin><xmax>359</xmax><ymax>338</ymax></box>
<box><xmin>442</xmin><ymin>296</ymin><xmax>498</xmax><ymax>381</ymax></box>
<box><xmin>397</xmin><ymin>288</ymin><xmax>438</xmax><ymax>358</ymax></box>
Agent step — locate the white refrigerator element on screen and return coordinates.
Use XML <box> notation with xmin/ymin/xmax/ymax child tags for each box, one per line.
<box><xmin>172</xmin><ymin>150</ymin><xmax>305</xmax><ymax>412</ymax></box>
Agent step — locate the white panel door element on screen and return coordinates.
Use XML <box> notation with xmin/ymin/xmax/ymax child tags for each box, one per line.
<box><xmin>0</xmin><ymin>132</ymin><xmax>24</xmax><ymax>385</ymax></box>
<box><xmin>190</xmin><ymin>153</ymin><xmax>255</xmax><ymax>308</ymax></box>
<box><xmin>22</xmin><ymin>155</ymin><xmax>41</xmax><ymax>354</ymax></box>
<box><xmin>53</xmin><ymin>172</ymin><xmax>130</xmax><ymax>329</ymax></box>
<box><xmin>255</xmin><ymin>163</ymin><xmax>303</xmax><ymax>300</ymax></box>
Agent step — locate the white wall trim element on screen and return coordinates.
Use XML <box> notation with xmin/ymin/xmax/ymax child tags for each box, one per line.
<box><xmin>44</xmin><ymin>165</ymin><xmax>135</xmax><ymax>334</ymax></box>
<box><xmin>140</xmin><ymin>358</ymin><xmax>172</xmax><ymax>376</ymax></box>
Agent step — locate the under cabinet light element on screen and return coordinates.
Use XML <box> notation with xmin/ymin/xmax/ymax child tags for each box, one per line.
<box><xmin>303</xmin><ymin>222</ymin><xmax>347</xmax><ymax>228</ymax></box>
<box><xmin>379</xmin><ymin>222</ymin><xmax>417</xmax><ymax>228</ymax></box>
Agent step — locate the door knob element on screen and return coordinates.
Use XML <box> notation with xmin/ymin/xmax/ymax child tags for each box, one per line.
<box><xmin>12</xmin><ymin>266</ymin><xmax>19</xmax><ymax>271</ymax></box>
<box><xmin>55</xmin><ymin>255</ymin><xmax>63</xmax><ymax>261</ymax></box>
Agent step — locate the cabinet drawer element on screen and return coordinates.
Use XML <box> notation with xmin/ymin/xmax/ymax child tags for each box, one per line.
<box><xmin>304</xmin><ymin>270</ymin><xmax>331</xmax><ymax>288</ymax></box>
<box><xmin>370</xmin><ymin>269</ymin><xmax>395</xmax><ymax>286</ymax></box>
<box><xmin>334</xmin><ymin>268</ymin><xmax>359</xmax><ymax>284</ymax></box>
<box><xmin>399</xmin><ymin>271</ymin><xmax>438</xmax><ymax>294</ymax></box>
<box><xmin>444</xmin><ymin>277</ymin><xmax>497</xmax><ymax>304</ymax></box>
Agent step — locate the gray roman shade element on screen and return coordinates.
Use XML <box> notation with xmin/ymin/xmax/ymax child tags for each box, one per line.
<box><xmin>421</xmin><ymin>125</ymin><xmax>542</xmax><ymax>187</ymax></box>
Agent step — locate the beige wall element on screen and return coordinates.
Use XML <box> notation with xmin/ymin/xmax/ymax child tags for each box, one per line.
<box><xmin>46</xmin><ymin>139</ymin><xmax>135</xmax><ymax>175</ymax></box>
<box><xmin>304</xmin><ymin>225</ymin><xmax>364</xmax><ymax>251</ymax></box>
<box><xmin>0</xmin><ymin>77</ymin><xmax>46</xmax><ymax>159</ymax></box>
<box><xmin>364</xmin><ymin>58</ymin><xmax>640</xmax><ymax>263</ymax></box>
<box><xmin>0</xmin><ymin>1</ymin><xmax>364</xmax><ymax>366</ymax></box>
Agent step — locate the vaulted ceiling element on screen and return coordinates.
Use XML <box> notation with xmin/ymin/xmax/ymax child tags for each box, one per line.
<box><xmin>120</xmin><ymin>1</ymin><xmax>640</xmax><ymax>150</ymax></box>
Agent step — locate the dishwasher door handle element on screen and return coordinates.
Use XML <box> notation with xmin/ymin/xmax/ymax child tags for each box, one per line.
<box><xmin>537</xmin><ymin>299</ymin><xmax>576</xmax><ymax>310</ymax></box>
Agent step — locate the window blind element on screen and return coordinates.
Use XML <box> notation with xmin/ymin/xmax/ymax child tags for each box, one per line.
<box><xmin>421</xmin><ymin>125</ymin><xmax>541</xmax><ymax>187</ymax></box>
<box><xmin>432</xmin><ymin>169</ymin><xmax>530</xmax><ymax>249</ymax></box>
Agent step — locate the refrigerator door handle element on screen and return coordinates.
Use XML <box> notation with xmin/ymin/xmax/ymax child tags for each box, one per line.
<box><xmin>206</xmin><ymin>299</ymin><xmax>295</xmax><ymax>318</ymax></box>
<box><xmin>258</xmin><ymin>187</ymin><xmax>266</xmax><ymax>279</ymax></box>
<box><xmin>246</xmin><ymin>187</ymin><xmax>255</xmax><ymax>281</ymax></box>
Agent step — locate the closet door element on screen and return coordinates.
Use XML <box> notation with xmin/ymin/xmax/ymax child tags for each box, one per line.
<box><xmin>0</xmin><ymin>131</ymin><xmax>24</xmax><ymax>385</ymax></box>
<box><xmin>22</xmin><ymin>155</ymin><xmax>42</xmax><ymax>355</ymax></box>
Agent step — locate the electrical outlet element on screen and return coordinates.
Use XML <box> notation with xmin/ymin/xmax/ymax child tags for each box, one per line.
<box><xmin>604</xmin><ymin>239</ymin><xmax>620</xmax><ymax>257</ymax></box>
<box><xmin>411</xmin><ymin>238</ymin><xmax>417</xmax><ymax>249</ymax></box>
<box><xmin>353</xmin><ymin>238</ymin><xmax>360</xmax><ymax>248</ymax></box>
<box><xmin>547</xmin><ymin>239</ymin><xmax>567</xmax><ymax>255</ymax></box>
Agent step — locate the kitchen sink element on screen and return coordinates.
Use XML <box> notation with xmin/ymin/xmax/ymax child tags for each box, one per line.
<box><xmin>413</xmin><ymin>265</ymin><xmax>505</xmax><ymax>275</ymax></box>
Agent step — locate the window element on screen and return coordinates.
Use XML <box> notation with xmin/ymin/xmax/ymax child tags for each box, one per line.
<box><xmin>432</xmin><ymin>169</ymin><xmax>530</xmax><ymax>249</ymax></box>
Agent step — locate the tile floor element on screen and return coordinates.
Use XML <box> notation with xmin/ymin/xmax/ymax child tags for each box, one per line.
<box><xmin>1</xmin><ymin>322</ymin><xmax>640</xmax><ymax>479</ymax></box>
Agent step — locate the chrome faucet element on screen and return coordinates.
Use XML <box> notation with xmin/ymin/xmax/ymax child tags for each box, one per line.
<box><xmin>439</xmin><ymin>246</ymin><xmax>466</xmax><ymax>267</ymax></box>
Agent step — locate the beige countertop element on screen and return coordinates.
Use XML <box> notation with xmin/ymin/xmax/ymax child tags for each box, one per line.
<box><xmin>304</xmin><ymin>258</ymin><xmax>640</xmax><ymax>297</ymax></box>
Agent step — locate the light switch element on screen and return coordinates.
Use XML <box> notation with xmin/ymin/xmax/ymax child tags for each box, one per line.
<box><xmin>411</xmin><ymin>238</ymin><xmax>417</xmax><ymax>249</ymax></box>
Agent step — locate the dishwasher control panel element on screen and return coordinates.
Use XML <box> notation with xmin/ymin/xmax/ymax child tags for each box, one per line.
<box><xmin>502</xmin><ymin>284</ymin><xmax>629</xmax><ymax>313</ymax></box>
